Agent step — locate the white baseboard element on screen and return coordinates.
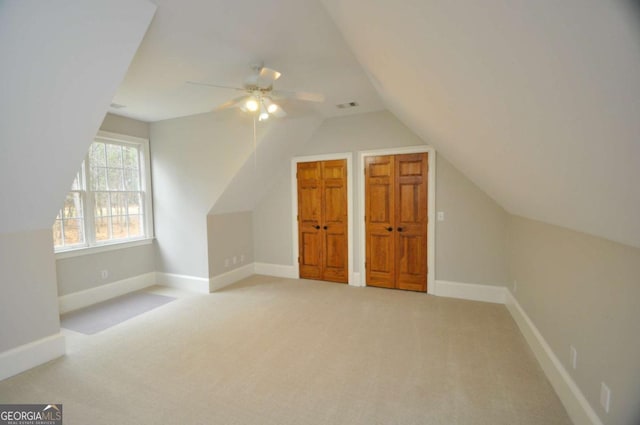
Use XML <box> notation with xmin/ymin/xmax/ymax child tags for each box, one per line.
<box><xmin>505</xmin><ymin>292</ymin><xmax>603</xmax><ymax>425</ymax></box>
<box><xmin>210</xmin><ymin>263</ymin><xmax>255</xmax><ymax>291</ymax></box>
<box><xmin>58</xmin><ymin>272</ymin><xmax>156</xmax><ymax>314</ymax></box>
<box><xmin>254</xmin><ymin>262</ymin><xmax>298</xmax><ymax>279</ymax></box>
<box><xmin>434</xmin><ymin>280</ymin><xmax>507</xmax><ymax>304</ymax></box>
<box><xmin>0</xmin><ymin>334</ymin><xmax>65</xmax><ymax>381</ymax></box>
<box><xmin>155</xmin><ymin>272</ymin><xmax>210</xmax><ymax>294</ymax></box>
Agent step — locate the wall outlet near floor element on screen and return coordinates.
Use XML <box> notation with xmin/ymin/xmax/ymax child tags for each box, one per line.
<box><xmin>569</xmin><ymin>345</ymin><xmax>577</xmax><ymax>369</ymax></box>
<box><xmin>232</xmin><ymin>256</ymin><xmax>237</xmax><ymax>265</ymax></box>
<box><xmin>224</xmin><ymin>259</ymin><xmax>230</xmax><ymax>268</ymax></box>
<box><xmin>600</xmin><ymin>382</ymin><xmax>611</xmax><ymax>413</ymax></box>
<box><xmin>437</xmin><ymin>211</ymin><xmax>445</xmax><ymax>221</ymax></box>
<box><xmin>100</xmin><ymin>269</ymin><xmax>109</xmax><ymax>280</ymax></box>
<box><xmin>513</xmin><ymin>280</ymin><xmax>518</xmax><ymax>293</ymax></box>
<box><xmin>240</xmin><ymin>254</ymin><xmax>245</xmax><ymax>263</ymax></box>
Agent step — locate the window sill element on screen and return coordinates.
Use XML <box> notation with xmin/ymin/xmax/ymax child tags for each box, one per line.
<box><xmin>54</xmin><ymin>238</ymin><xmax>154</xmax><ymax>260</ymax></box>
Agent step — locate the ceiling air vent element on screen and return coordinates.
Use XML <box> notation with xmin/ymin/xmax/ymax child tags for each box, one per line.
<box><xmin>110</xmin><ymin>103</ymin><xmax>126</xmax><ymax>109</ymax></box>
<box><xmin>336</xmin><ymin>101</ymin><xmax>358</xmax><ymax>109</ymax></box>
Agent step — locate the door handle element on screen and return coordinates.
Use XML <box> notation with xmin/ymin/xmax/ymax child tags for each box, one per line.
<box><xmin>314</xmin><ymin>225</ymin><xmax>320</xmax><ymax>229</ymax></box>
<box><xmin>397</xmin><ymin>227</ymin><xmax>404</xmax><ymax>232</ymax></box>
<box><xmin>386</xmin><ymin>227</ymin><xmax>393</xmax><ymax>232</ymax></box>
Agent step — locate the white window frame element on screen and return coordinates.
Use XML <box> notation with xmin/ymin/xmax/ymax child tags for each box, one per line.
<box><xmin>54</xmin><ymin>131</ymin><xmax>154</xmax><ymax>259</ymax></box>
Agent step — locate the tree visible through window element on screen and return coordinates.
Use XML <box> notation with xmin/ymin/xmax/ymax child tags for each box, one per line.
<box><xmin>53</xmin><ymin>133</ymin><xmax>152</xmax><ymax>251</ymax></box>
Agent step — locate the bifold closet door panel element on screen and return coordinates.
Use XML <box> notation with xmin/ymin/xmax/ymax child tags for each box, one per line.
<box><xmin>321</xmin><ymin>160</ymin><xmax>348</xmax><ymax>283</ymax></box>
<box><xmin>297</xmin><ymin>161</ymin><xmax>323</xmax><ymax>280</ymax></box>
<box><xmin>394</xmin><ymin>153</ymin><xmax>428</xmax><ymax>292</ymax></box>
<box><xmin>365</xmin><ymin>155</ymin><xmax>396</xmax><ymax>288</ymax></box>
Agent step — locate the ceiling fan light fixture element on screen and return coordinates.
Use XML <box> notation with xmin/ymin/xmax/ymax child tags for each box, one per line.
<box><xmin>267</xmin><ymin>103</ymin><xmax>279</xmax><ymax>114</ymax></box>
<box><xmin>258</xmin><ymin>100</ymin><xmax>270</xmax><ymax>121</ymax></box>
<box><xmin>245</xmin><ymin>98</ymin><xmax>259</xmax><ymax>112</ymax></box>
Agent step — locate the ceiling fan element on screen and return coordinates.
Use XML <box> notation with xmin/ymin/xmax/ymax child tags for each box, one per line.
<box><xmin>187</xmin><ymin>64</ymin><xmax>325</xmax><ymax>121</ymax></box>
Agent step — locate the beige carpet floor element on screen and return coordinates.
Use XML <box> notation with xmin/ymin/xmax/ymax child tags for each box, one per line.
<box><xmin>0</xmin><ymin>275</ymin><xmax>572</xmax><ymax>424</ymax></box>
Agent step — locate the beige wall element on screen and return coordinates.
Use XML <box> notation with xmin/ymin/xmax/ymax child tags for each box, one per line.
<box><xmin>55</xmin><ymin>114</ymin><xmax>155</xmax><ymax>296</ymax></box>
<box><xmin>509</xmin><ymin>215</ymin><xmax>640</xmax><ymax>425</ymax></box>
<box><xmin>56</xmin><ymin>244</ymin><xmax>155</xmax><ymax>296</ymax></box>
<box><xmin>0</xmin><ymin>229</ymin><xmax>60</xmax><ymax>352</ymax></box>
<box><xmin>254</xmin><ymin>110</ymin><xmax>510</xmax><ymax>287</ymax></box>
<box><xmin>100</xmin><ymin>113</ymin><xmax>149</xmax><ymax>139</ymax></box>
<box><xmin>207</xmin><ymin>212</ymin><xmax>254</xmax><ymax>277</ymax></box>
<box><xmin>150</xmin><ymin>111</ymin><xmax>258</xmax><ymax>278</ymax></box>
<box><xmin>436</xmin><ymin>157</ymin><xmax>509</xmax><ymax>285</ymax></box>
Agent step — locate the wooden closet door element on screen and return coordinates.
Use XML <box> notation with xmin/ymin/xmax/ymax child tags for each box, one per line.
<box><xmin>394</xmin><ymin>153</ymin><xmax>428</xmax><ymax>291</ymax></box>
<box><xmin>297</xmin><ymin>161</ymin><xmax>323</xmax><ymax>280</ymax></box>
<box><xmin>297</xmin><ymin>159</ymin><xmax>348</xmax><ymax>283</ymax></box>
<box><xmin>365</xmin><ymin>155</ymin><xmax>396</xmax><ymax>288</ymax></box>
<box><xmin>365</xmin><ymin>153</ymin><xmax>428</xmax><ymax>292</ymax></box>
<box><xmin>321</xmin><ymin>160</ymin><xmax>348</xmax><ymax>283</ymax></box>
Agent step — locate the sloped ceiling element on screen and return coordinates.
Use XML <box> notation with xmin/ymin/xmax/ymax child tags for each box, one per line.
<box><xmin>322</xmin><ymin>0</ymin><xmax>640</xmax><ymax>248</ymax></box>
<box><xmin>0</xmin><ymin>0</ymin><xmax>156</xmax><ymax>234</ymax></box>
<box><xmin>111</xmin><ymin>0</ymin><xmax>383</xmax><ymax>121</ymax></box>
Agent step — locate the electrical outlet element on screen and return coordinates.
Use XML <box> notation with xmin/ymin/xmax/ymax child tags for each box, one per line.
<box><xmin>513</xmin><ymin>280</ymin><xmax>518</xmax><ymax>293</ymax></box>
<box><xmin>437</xmin><ymin>211</ymin><xmax>445</xmax><ymax>221</ymax></box>
<box><xmin>101</xmin><ymin>270</ymin><xmax>109</xmax><ymax>280</ymax></box>
<box><xmin>600</xmin><ymin>382</ymin><xmax>611</xmax><ymax>413</ymax></box>
<box><xmin>570</xmin><ymin>345</ymin><xmax>577</xmax><ymax>369</ymax></box>
<box><xmin>224</xmin><ymin>259</ymin><xmax>230</xmax><ymax>268</ymax></box>
<box><xmin>232</xmin><ymin>256</ymin><xmax>237</xmax><ymax>265</ymax></box>
<box><xmin>240</xmin><ymin>254</ymin><xmax>245</xmax><ymax>263</ymax></box>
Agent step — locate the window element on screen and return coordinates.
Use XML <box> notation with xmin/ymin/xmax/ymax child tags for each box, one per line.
<box><xmin>53</xmin><ymin>131</ymin><xmax>153</xmax><ymax>252</ymax></box>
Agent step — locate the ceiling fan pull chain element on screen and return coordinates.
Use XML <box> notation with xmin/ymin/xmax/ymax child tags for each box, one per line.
<box><xmin>253</xmin><ymin>114</ymin><xmax>257</xmax><ymax>171</ymax></box>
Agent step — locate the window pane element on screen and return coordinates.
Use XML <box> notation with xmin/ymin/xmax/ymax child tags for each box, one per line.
<box><xmin>62</xmin><ymin>192</ymin><xmax>83</xmax><ymax>219</ymax></box>
<box><xmin>106</xmin><ymin>144</ymin><xmax>123</xmax><ymax>167</ymax></box>
<box><xmin>110</xmin><ymin>193</ymin><xmax>127</xmax><ymax>216</ymax></box>
<box><xmin>90</xmin><ymin>142</ymin><xmax>106</xmax><ymax>166</ymax></box>
<box><xmin>124</xmin><ymin>169</ymin><xmax>140</xmax><ymax>191</ymax></box>
<box><xmin>128</xmin><ymin>215</ymin><xmax>143</xmax><ymax>237</ymax></box>
<box><xmin>126</xmin><ymin>192</ymin><xmax>142</xmax><ymax>215</ymax></box>
<box><xmin>95</xmin><ymin>217</ymin><xmax>111</xmax><ymax>241</ymax></box>
<box><xmin>123</xmin><ymin>146</ymin><xmax>139</xmax><ymax>169</ymax></box>
<box><xmin>53</xmin><ymin>220</ymin><xmax>63</xmax><ymax>247</ymax></box>
<box><xmin>111</xmin><ymin>216</ymin><xmax>127</xmax><ymax>239</ymax></box>
<box><xmin>63</xmin><ymin>219</ymin><xmax>85</xmax><ymax>245</ymax></box>
<box><xmin>90</xmin><ymin>167</ymin><xmax>107</xmax><ymax>190</ymax></box>
<box><xmin>94</xmin><ymin>192</ymin><xmax>110</xmax><ymax>218</ymax></box>
<box><xmin>107</xmin><ymin>168</ymin><xmax>123</xmax><ymax>190</ymax></box>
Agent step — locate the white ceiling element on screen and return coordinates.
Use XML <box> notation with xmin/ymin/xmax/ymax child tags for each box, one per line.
<box><xmin>323</xmin><ymin>0</ymin><xmax>640</xmax><ymax>248</ymax></box>
<box><xmin>111</xmin><ymin>0</ymin><xmax>384</xmax><ymax>122</ymax></box>
<box><xmin>112</xmin><ymin>0</ymin><xmax>640</xmax><ymax>248</ymax></box>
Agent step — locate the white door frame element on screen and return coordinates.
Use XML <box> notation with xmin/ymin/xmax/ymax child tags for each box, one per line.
<box><xmin>358</xmin><ymin>146</ymin><xmax>436</xmax><ymax>294</ymax></box>
<box><xmin>291</xmin><ymin>153</ymin><xmax>355</xmax><ymax>285</ymax></box>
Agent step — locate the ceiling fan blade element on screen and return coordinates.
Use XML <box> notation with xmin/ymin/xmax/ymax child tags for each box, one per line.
<box><xmin>272</xmin><ymin>105</ymin><xmax>287</xmax><ymax>118</ymax></box>
<box><xmin>272</xmin><ymin>90</ymin><xmax>325</xmax><ymax>103</ymax></box>
<box><xmin>187</xmin><ymin>81</ymin><xmax>245</xmax><ymax>91</ymax></box>
<box><xmin>214</xmin><ymin>95</ymin><xmax>249</xmax><ymax>111</ymax></box>
<box><xmin>257</xmin><ymin>67</ymin><xmax>282</xmax><ymax>89</ymax></box>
